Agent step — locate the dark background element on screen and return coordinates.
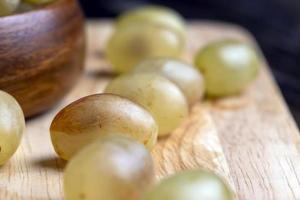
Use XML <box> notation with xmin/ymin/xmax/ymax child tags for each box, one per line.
<box><xmin>78</xmin><ymin>0</ymin><xmax>300</xmax><ymax>125</ymax></box>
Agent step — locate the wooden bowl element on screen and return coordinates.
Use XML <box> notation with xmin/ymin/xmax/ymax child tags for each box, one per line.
<box><xmin>0</xmin><ymin>0</ymin><xmax>85</xmax><ymax>118</ymax></box>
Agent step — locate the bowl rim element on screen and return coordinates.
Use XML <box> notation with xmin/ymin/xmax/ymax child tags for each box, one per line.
<box><xmin>0</xmin><ymin>0</ymin><xmax>71</xmax><ymax>19</ymax></box>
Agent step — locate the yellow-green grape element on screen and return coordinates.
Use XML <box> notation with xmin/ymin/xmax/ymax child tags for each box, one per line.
<box><xmin>195</xmin><ymin>39</ymin><xmax>260</xmax><ymax>97</ymax></box>
<box><xmin>24</xmin><ymin>0</ymin><xmax>55</xmax><ymax>5</ymax></box>
<box><xmin>17</xmin><ymin>2</ymin><xmax>35</xmax><ymax>12</ymax></box>
<box><xmin>106</xmin><ymin>24</ymin><xmax>183</xmax><ymax>73</ymax></box>
<box><xmin>116</xmin><ymin>5</ymin><xmax>186</xmax><ymax>42</ymax></box>
<box><xmin>0</xmin><ymin>91</ymin><xmax>25</xmax><ymax>165</ymax></box>
<box><xmin>64</xmin><ymin>135</ymin><xmax>154</xmax><ymax>200</ymax></box>
<box><xmin>0</xmin><ymin>0</ymin><xmax>20</xmax><ymax>16</ymax></box>
<box><xmin>50</xmin><ymin>94</ymin><xmax>158</xmax><ymax>160</ymax></box>
<box><xmin>144</xmin><ymin>170</ymin><xmax>234</xmax><ymax>200</ymax></box>
<box><xmin>105</xmin><ymin>73</ymin><xmax>188</xmax><ymax>136</ymax></box>
<box><xmin>133</xmin><ymin>58</ymin><xmax>204</xmax><ymax>105</ymax></box>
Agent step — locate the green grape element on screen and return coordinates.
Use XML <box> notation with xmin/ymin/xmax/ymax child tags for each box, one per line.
<box><xmin>50</xmin><ymin>94</ymin><xmax>158</xmax><ymax>160</ymax></box>
<box><xmin>194</xmin><ymin>39</ymin><xmax>260</xmax><ymax>97</ymax></box>
<box><xmin>133</xmin><ymin>58</ymin><xmax>204</xmax><ymax>105</ymax></box>
<box><xmin>64</xmin><ymin>135</ymin><xmax>154</xmax><ymax>200</ymax></box>
<box><xmin>0</xmin><ymin>91</ymin><xmax>25</xmax><ymax>165</ymax></box>
<box><xmin>144</xmin><ymin>170</ymin><xmax>234</xmax><ymax>200</ymax></box>
<box><xmin>16</xmin><ymin>2</ymin><xmax>36</xmax><ymax>13</ymax></box>
<box><xmin>105</xmin><ymin>73</ymin><xmax>188</xmax><ymax>136</ymax></box>
<box><xmin>24</xmin><ymin>0</ymin><xmax>55</xmax><ymax>5</ymax></box>
<box><xmin>106</xmin><ymin>24</ymin><xmax>183</xmax><ymax>73</ymax></box>
<box><xmin>116</xmin><ymin>5</ymin><xmax>186</xmax><ymax>42</ymax></box>
<box><xmin>0</xmin><ymin>0</ymin><xmax>20</xmax><ymax>16</ymax></box>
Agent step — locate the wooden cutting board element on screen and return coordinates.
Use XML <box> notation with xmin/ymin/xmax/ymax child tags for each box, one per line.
<box><xmin>0</xmin><ymin>21</ymin><xmax>299</xmax><ymax>200</ymax></box>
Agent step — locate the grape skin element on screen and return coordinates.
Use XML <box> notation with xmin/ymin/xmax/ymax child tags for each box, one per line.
<box><xmin>106</xmin><ymin>24</ymin><xmax>183</xmax><ymax>73</ymax></box>
<box><xmin>116</xmin><ymin>5</ymin><xmax>186</xmax><ymax>42</ymax></box>
<box><xmin>50</xmin><ymin>94</ymin><xmax>158</xmax><ymax>160</ymax></box>
<box><xmin>133</xmin><ymin>58</ymin><xmax>204</xmax><ymax>105</ymax></box>
<box><xmin>195</xmin><ymin>39</ymin><xmax>260</xmax><ymax>97</ymax></box>
<box><xmin>144</xmin><ymin>170</ymin><xmax>234</xmax><ymax>200</ymax></box>
<box><xmin>0</xmin><ymin>0</ymin><xmax>20</xmax><ymax>16</ymax></box>
<box><xmin>0</xmin><ymin>91</ymin><xmax>25</xmax><ymax>165</ymax></box>
<box><xmin>16</xmin><ymin>1</ymin><xmax>35</xmax><ymax>12</ymax></box>
<box><xmin>24</xmin><ymin>0</ymin><xmax>55</xmax><ymax>5</ymax></box>
<box><xmin>64</xmin><ymin>135</ymin><xmax>154</xmax><ymax>200</ymax></box>
<box><xmin>105</xmin><ymin>73</ymin><xmax>188</xmax><ymax>136</ymax></box>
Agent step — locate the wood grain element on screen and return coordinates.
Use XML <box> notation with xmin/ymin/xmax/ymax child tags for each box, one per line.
<box><xmin>0</xmin><ymin>21</ymin><xmax>299</xmax><ymax>200</ymax></box>
<box><xmin>0</xmin><ymin>0</ymin><xmax>85</xmax><ymax>118</ymax></box>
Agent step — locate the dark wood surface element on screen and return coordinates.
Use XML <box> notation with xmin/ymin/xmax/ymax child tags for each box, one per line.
<box><xmin>0</xmin><ymin>0</ymin><xmax>85</xmax><ymax>117</ymax></box>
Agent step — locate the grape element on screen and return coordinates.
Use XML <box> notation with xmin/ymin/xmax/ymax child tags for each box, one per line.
<box><xmin>105</xmin><ymin>73</ymin><xmax>188</xmax><ymax>136</ymax></box>
<box><xmin>116</xmin><ymin>5</ymin><xmax>186</xmax><ymax>42</ymax></box>
<box><xmin>0</xmin><ymin>0</ymin><xmax>20</xmax><ymax>16</ymax></box>
<box><xmin>17</xmin><ymin>2</ymin><xmax>35</xmax><ymax>12</ymax></box>
<box><xmin>144</xmin><ymin>170</ymin><xmax>234</xmax><ymax>200</ymax></box>
<box><xmin>64</xmin><ymin>135</ymin><xmax>154</xmax><ymax>200</ymax></box>
<box><xmin>0</xmin><ymin>91</ymin><xmax>25</xmax><ymax>165</ymax></box>
<box><xmin>194</xmin><ymin>39</ymin><xmax>260</xmax><ymax>97</ymax></box>
<box><xmin>133</xmin><ymin>58</ymin><xmax>204</xmax><ymax>105</ymax></box>
<box><xmin>50</xmin><ymin>94</ymin><xmax>158</xmax><ymax>160</ymax></box>
<box><xmin>106</xmin><ymin>24</ymin><xmax>183</xmax><ymax>73</ymax></box>
<box><xmin>24</xmin><ymin>0</ymin><xmax>55</xmax><ymax>5</ymax></box>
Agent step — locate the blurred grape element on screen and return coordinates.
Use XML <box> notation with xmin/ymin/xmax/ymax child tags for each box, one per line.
<box><xmin>144</xmin><ymin>170</ymin><xmax>233</xmax><ymax>200</ymax></box>
<box><xmin>0</xmin><ymin>0</ymin><xmax>20</xmax><ymax>16</ymax></box>
<box><xmin>133</xmin><ymin>58</ymin><xmax>204</xmax><ymax>105</ymax></box>
<box><xmin>116</xmin><ymin>5</ymin><xmax>186</xmax><ymax>42</ymax></box>
<box><xmin>64</xmin><ymin>135</ymin><xmax>154</xmax><ymax>200</ymax></box>
<box><xmin>106</xmin><ymin>24</ymin><xmax>183</xmax><ymax>73</ymax></box>
<box><xmin>195</xmin><ymin>39</ymin><xmax>260</xmax><ymax>97</ymax></box>
<box><xmin>0</xmin><ymin>91</ymin><xmax>25</xmax><ymax>165</ymax></box>
<box><xmin>105</xmin><ymin>73</ymin><xmax>188</xmax><ymax>136</ymax></box>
